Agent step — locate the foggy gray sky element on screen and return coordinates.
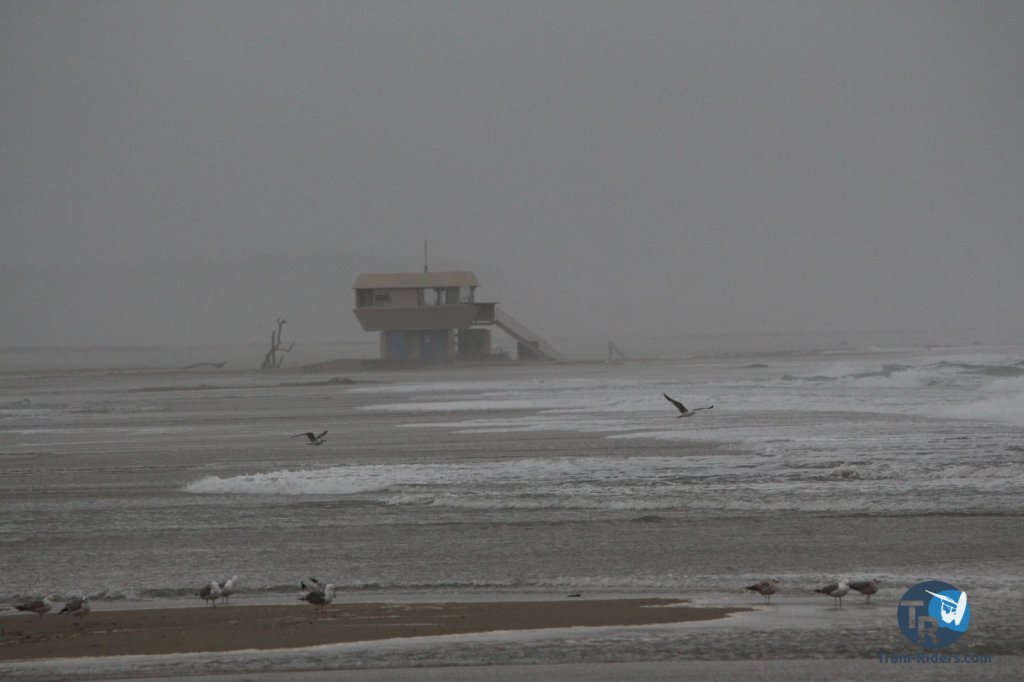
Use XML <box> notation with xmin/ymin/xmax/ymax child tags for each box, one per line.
<box><xmin>2</xmin><ymin>1</ymin><xmax>1022</xmax><ymax>353</ymax></box>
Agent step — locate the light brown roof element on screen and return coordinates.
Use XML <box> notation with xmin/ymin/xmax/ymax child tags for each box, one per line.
<box><xmin>353</xmin><ymin>271</ymin><xmax>480</xmax><ymax>289</ymax></box>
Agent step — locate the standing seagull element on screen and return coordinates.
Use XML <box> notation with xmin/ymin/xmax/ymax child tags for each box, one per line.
<box><xmin>292</xmin><ymin>430</ymin><xmax>328</xmax><ymax>445</ymax></box>
<box><xmin>218</xmin><ymin>575</ymin><xmax>239</xmax><ymax>604</ymax></box>
<box><xmin>849</xmin><ymin>579</ymin><xmax>881</xmax><ymax>603</ymax></box>
<box><xmin>60</xmin><ymin>596</ymin><xmax>91</xmax><ymax>624</ymax></box>
<box><xmin>15</xmin><ymin>595</ymin><xmax>53</xmax><ymax>618</ymax></box>
<box><xmin>745</xmin><ymin>578</ymin><xmax>780</xmax><ymax>604</ymax></box>
<box><xmin>198</xmin><ymin>580</ymin><xmax>222</xmax><ymax>607</ymax></box>
<box><xmin>663</xmin><ymin>394</ymin><xmax>714</xmax><ymax>417</ymax></box>
<box><xmin>301</xmin><ymin>583</ymin><xmax>336</xmax><ymax>617</ymax></box>
<box><xmin>815</xmin><ymin>580</ymin><xmax>851</xmax><ymax>609</ymax></box>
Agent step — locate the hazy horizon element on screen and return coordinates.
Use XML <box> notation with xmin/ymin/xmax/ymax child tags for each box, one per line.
<box><xmin>4</xmin><ymin>1</ymin><xmax>1022</xmax><ymax>354</ymax></box>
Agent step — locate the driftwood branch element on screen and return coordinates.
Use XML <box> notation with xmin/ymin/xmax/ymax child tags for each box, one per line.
<box><xmin>261</xmin><ymin>318</ymin><xmax>294</xmax><ymax>369</ymax></box>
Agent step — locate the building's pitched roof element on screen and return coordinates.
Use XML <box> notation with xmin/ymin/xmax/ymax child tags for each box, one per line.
<box><xmin>353</xmin><ymin>271</ymin><xmax>480</xmax><ymax>289</ymax></box>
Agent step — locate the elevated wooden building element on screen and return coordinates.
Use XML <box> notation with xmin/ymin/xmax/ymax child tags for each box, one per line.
<box><xmin>353</xmin><ymin>271</ymin><xmax>562</xmax><ymax>363</ymax></box>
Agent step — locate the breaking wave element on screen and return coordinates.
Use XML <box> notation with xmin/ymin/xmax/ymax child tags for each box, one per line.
<box><xmin>783</xmin><ymin>356</ymin><xmax>1024</xmax><ymax>389</ymax></box>
<box><xmin>184</xmin><ymin>452</ymin><xmax>1024</xmax><ymax>516</ymax></box>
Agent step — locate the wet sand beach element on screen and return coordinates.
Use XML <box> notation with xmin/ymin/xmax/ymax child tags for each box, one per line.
<box><xmin>0</xmin><ymin>599</ymin><xmax>743</xmax><ymax>661</ymax></box>
<box><xmin>162</xmin><ymin>659</ymin><xmax>1024</xmax><ymax>682</ymax></box>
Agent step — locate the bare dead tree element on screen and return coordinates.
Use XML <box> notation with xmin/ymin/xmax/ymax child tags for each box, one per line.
<box><xmin>261</xmin><ymin>318</ymin><xmax>294</xmax><ymax>369</ymax></box>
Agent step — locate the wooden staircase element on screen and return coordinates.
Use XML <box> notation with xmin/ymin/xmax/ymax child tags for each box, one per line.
<box><xmin>491</xmin><ymin>307</ymin><xmax>565</xmax><ymax>361</ymax></box>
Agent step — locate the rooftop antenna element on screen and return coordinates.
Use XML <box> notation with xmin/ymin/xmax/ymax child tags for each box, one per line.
<box><xmin>424</xmin><ymin>240</ymin><xmax>428</xmax><ymax>272</ymax></box>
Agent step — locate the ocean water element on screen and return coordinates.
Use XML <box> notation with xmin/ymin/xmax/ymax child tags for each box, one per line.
<box><xmin>2</xmin><ymin>343</ymin><xmax>1023</xmax><ymax>678</ymax></box>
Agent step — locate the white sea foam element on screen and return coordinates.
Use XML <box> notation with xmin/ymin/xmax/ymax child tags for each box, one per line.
<box><xmin>397</xmin><ymin>416</ymin><xmax>649</xmax><ymax>434</ymax></box>
<box><xmin>364</xmin><ymin>360</ymin><xmax>1022</xmax><ymax>439</ymax></box>
<box><xmin>360</xmin><ymin>397</ymin><xmax>582</xmax><ymax>413</ymax></box>
<box><xmin>358</xmin><ymin>393</ymin><xmax>683</xmax><ymax>416</ymax></box>
<box><xmin>183</xmin><ymin>448</ymin><xmax>1024</xmax><ymax>515</ymax></box>
<box><xmin>780</xmin><ymin>353</ymin><xmax>1023</xmax><ymax>391</ymax></box>
<box><xmin>932</xmin><ymin>376</ymin><xmax>1024</xmax><ymax>426</ymax></box>
<box><xmin>356</xmin><ymin>355</ymin><xmax>1024</xmax><ymax>432</ymax></box>
<box><xmin>185</xmin><ymin>346</ymin><xmax>1024</xmax><ymax>515</ymax></box>
<box><xmin>185</xmin><ymin>456</ymin><xmax>699</xmax><ymax>495</ymax></box>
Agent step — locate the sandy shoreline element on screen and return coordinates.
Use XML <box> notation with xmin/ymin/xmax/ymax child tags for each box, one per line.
<box><xmin>0</xmin><ymin>598</ymin><xmax>745</xmax><ymax>661</ymax></box>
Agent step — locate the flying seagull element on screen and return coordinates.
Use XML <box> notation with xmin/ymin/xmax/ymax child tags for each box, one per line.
<box><xmin>15</xmin><ymin>595</ymin><xmax>53</xmax><ymax>618</ymax></box>
<box><xmin>745</xmin><ymin>578</ymin><xmax>780</xmax><ymax>604</ymax></box>
<box><xmin>301</xmin><ymin>577</ymin><xmax>325</xmax><ymax>592</ymax></box>
<box><xmin>663</xmin><ymin>394</ymin><xmax>714</xmax><ymax>417</ymax></box>
<box><xmin>198</xmin><ymin>580</ymin><xmax>222</xmax><ymax>607</ymax></box>
<box><xmin>849</xmin><ymin>579</ymin><xmax>881</xmax><ymax>603</ymax></box>
<box><xmin>218</xmin><ymin>575</ymin><xmax>239</xmax><ymax>604</ymax></box>
<box><xmin>301</xmin><ymin>583</ymin><xmax>336</xmax><ymax>616</ymax></box>
<box><xmin>815</xmin><ymin>580</ymin><xmax>850</xmax><ymax>609</ymax></box>
<box><xmin>292</xmin><ymin>430</ymin><xmax>328</xmax><ymax>445</ymax></box>
<box><xmin>60</xmin><ymin>596</ymin><xmax>91</xmax><ymax>623</ymax></box>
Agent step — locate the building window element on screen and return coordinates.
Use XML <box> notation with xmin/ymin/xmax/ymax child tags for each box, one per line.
<box><xmin>356</xmin><ymin>289</ymin><xmax>373</xmax><ymax>307</ymax></box>
<box><xmin>420</xmin><ymin>287</ymin><xmax>474</xmax><ymax>305</ymax></box>
<box><xmin>373</xmin><ymin>290</ymin><xmax>391</xmax><ymax>305</ymax></box>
